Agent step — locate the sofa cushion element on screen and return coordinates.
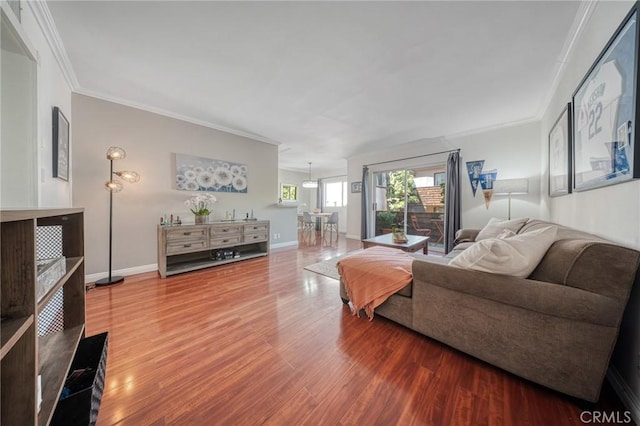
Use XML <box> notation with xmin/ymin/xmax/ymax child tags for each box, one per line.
<box><xmin>476</xmin><ymin>217</ymin><xmax>529</xmax><ymax>241</ymax></box>
<box><xmin>519</xmin><ymin>219</ymin><xmax>605</xmax><ymax>241</ymax></box>
<box><xmin>452</xmin><ymin>242</ymin><xmax>475</xmax><ymax>251</ymax></box>
<box><xmin>412</xmin><ymin>258</ymin><xmax>624</xmax><ymax>327</ymax></box>
<box><xmin>449</xmin><ymin>226</ymin><xmax>557</xmax><ymax>278</ymax></box>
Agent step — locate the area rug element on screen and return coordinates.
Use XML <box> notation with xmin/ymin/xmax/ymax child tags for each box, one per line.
<box><xmin>304</xmin><ymin>249</ymin><xmax>364</xmax><ymax>280</ymax></box>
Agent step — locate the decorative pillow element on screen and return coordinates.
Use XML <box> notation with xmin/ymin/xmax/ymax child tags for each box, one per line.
<box><xmin>475</xmin><ymin>217</ymin><xmax>529</xmax><ymax>241</ymax></box>
<box><xmin>496</xmin><ymin>229</ymin><xmax>516</xmax><ymax>239</ymax></box>
<box><xmin>449</xmin><ymin>226</ymin><xmax>558</xmax><ymax>278</ymax></box>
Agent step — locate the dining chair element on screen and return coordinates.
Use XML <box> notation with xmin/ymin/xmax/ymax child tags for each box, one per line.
<box><xmin>433</xmin><ymin>219</ymin><xmax>445</xmax><ymax>244</ymax></box>
<box><xmin>300</xmin><ymin>212</ymin><xmax>316</xmax><ymax>244</ymax></box>
<box><xmin>410</xmin><ymin>215</ymin><xmax>432</xmax><ymax>237</ymax></box>
<box><xmin>323</xmin><ymin>212</ymin><xmax>339</xmax><ymax>243</ymax></box>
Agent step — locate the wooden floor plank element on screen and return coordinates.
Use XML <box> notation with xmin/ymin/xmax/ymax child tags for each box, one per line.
<box><xmin>86</xmin><ymin>233</ymin><xmax>630</xmax><ymax>425</ymax></box>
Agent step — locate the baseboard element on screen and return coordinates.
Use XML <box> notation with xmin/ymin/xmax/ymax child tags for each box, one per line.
<box><xmin>607</xmin><ymin>366</ymin><xmax>640</xmax><ymax>424</ymax></box>
<box><xmin>86</xmin><ymin>263</ymin><xmax>158</xmax><ymax>284</ymax></box>
<box><xmin>270</xmin><ymin>240</ymin><xmax>298</xmax><ymax>249</ymax></box>
<box><xmin>84</xmin><ymin>242</ymin><xmax>299</xmax><ymax>283</ymax></box>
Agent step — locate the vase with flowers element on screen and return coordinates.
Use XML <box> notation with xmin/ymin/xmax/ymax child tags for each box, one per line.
<box><xmin>185</xmin><ymin>193</ymin><xmax>217</xmax><ymax>224</ymax></box>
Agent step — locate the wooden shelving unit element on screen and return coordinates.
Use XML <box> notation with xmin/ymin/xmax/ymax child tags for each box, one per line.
<box><xmin>1</xmin><ymin>208</ymin><xmax>85</xmax><ymax>426</ymax></box>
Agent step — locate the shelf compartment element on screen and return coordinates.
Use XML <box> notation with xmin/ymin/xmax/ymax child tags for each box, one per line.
<box><xmin>37</xmin><ymin>257</ymin><xmax>83</xmax><ymax>313</ymax></box>
<box><xmin>0</xmin><ymin>315</ymin><xmax>34</xmax><ymax>360</ymax></box>
<box><xmin>37</xmin><ymin>324</ymin><xmax>84</xmax><ymax>426</ymax></box>
<box><xmin>166</xmin><ymin>251</ymin><xmax>267</xmax><ymax>276</ymax></box>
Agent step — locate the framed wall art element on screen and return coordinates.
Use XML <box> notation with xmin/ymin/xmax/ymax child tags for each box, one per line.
<box><xmin>549</xmin><ymin>103</ymin><xmax>572</xmax><ymax>197</ymax></box>
<box><xmin>52</xmin><ymin>106</ymin><xmax>69</xmax><ymax>181</ymax></box>
<box><xmin>572</xmin><ymin>4</ymin><xmax>639</xmax><ymax>191</ymax></box>
<box><xmin>350</xmin><ymin>181</ymin><xmax>362</xmax><ymax>193</ymax></box>
<box><xmin>175</xmin><ymin>153</ymin><xmax>248</xmax><ymax>193</ymax></box>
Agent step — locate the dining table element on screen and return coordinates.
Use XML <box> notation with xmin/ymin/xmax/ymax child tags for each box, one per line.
<box><xmin>298</xmin><ymin>212</ymin><xmax>334</xmax><ymax>237</ymax></box>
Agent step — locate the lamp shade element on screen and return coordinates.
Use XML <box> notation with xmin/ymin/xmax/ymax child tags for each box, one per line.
<box><xmin>493</xmin><ymin>178</ymin><xmax>529</xmax><ymax>195</ymax></box>
<box><xmin>302</xmin><ymin>162</ymin><xmax>317</xmax><ymax>188</ymax></box>
<box><xmin>105</xmin><ymin>180</ymin><xmax>123</xmax><ymax>192</ymax></box>
<box><xmin>106</xmin><ymin>146</ymin><xmax>126</xmax><ymax>160</ymax></box>
<box><xmin>114</xmin><ymin>170</ymin><xmax>141</xmax><ymax>183</ymax></box>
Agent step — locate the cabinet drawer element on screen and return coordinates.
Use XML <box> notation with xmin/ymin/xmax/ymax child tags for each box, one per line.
<box><xmin>210</xmin><ymin>224</ymin><xmax>243</xmax><ymax>236</ymax></box>
<box><xmin>244</xmin><ymin>232</ymin><xmax>268</xmax><ymax>243</ymax></box>
<box><xmin>210</xmin><ymin>235</ymin><xmax>242</xmax><ymax>248</ymax></box>
<box><xmin>166</xmin><ymin>240</ymin><xmax>208</xmax><ymax>255</ymax></box>
<box><xmin>165</xmin><ymin>227</ymin><xmax>209</xmax><ymax>242</ymax></box>
<box><xmin>244</xmin><ymin>223</ymin><xmax>268</xmax><ymax>234</ymax></box>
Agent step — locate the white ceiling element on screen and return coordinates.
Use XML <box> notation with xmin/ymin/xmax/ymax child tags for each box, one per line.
<box><xmin>47</xmin><ymin>1</ymin><xmax>582</xmax><ymax>174</ymax></box>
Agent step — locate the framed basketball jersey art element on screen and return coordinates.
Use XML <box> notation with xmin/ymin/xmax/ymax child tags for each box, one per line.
<box><xmin>572</xmin><ymin>3</ymin><xmax>640</xmax><ymax>191</ymax></box>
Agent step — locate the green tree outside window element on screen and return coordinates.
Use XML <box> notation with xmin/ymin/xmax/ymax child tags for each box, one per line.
<box><xmin>281</xmin><ymin>184</ymin><xmax>298</xmax><ymax>201</ymax></box>
<box><xmin>386</xmin><ymin>171</ymin><xmax>420</xmax><ymax>211</ymax></box>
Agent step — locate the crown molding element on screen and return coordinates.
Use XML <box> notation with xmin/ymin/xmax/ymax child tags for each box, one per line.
<box><xmin>27</xmin><ymin>1</ymin><xmax>79</xmax><ymax>91</ymax></box>
<box><xmin>27</xmin><ymin>0</ymin><xmax>280</xmax><ymax>146</ymax></box>
<box><xmin>535</xmin><ymin>0</ymin><xmax>597</xmax><ymax>120</ymax></box>
<box><xmin>74</xmin><ymin>87</ymin><xmax>281</xmax><ymax>146</ymax></box>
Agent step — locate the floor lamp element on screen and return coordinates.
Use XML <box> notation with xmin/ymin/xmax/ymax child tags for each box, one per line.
<box><xmin>96</xmin><ymin>146</ymin><xmax>140</xmax><ymax>286</ymax></box>
<box><xmin>492</xmin><ymin>178</ymin><xmax>528</xmax><ymax>220</ymax></box>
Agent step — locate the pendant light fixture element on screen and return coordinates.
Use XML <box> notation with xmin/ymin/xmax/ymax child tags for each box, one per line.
<box><xmin>302</xmin><ymin>162</ymin><xmax>318</xmax><ymax>189</ymax></box>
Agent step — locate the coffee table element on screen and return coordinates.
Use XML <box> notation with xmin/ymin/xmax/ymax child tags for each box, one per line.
<box><xmin>362</xmin><ymin>233</ymin><xmax>429</xmax><ymax>254</ymax></box>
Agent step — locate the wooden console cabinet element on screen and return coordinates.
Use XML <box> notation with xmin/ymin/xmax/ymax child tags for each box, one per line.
<box><xmin>157</xmin><ymin>220</ymin><xmax>270</xmax><ymax>278</ymax></box>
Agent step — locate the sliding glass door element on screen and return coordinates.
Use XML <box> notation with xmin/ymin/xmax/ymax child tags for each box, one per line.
<box><xmin>371</xmin><ymin>165</ymin><xmax>446</xmax><ymax>252</ymax></box>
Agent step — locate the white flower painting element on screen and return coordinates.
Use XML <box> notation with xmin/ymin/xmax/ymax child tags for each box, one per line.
<box><xmin>175</xmin><ymin>154</ymin><xmax>248</xmax><ymax>193</ymax></box>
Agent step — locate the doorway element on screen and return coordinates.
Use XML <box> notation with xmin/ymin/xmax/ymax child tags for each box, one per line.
<box><xmin>372</xmin><ymin>165</ymin><xmax>446</xmax><ymax>252</ymax></box>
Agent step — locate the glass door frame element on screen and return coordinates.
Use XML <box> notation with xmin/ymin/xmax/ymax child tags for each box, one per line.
<box><xmin>364</xmin><ymin>154</ymin><xmax>449</xmax><ymax>241</ymax></box>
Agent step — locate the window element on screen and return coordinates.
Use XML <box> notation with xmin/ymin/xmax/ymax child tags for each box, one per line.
<box><xmin>280</xmin><ymin>184</ymin><xmax>298</xmax><ymax>201</ymax></box>
<box><xmin>413</xmin><ymin>176</ymin><xmax>434</xmax><ymax>188</ymax></box>
<box><xmin>324</xmin><ymin>181</ymin><xmax>348</xmax><ymax>207</ymax></box>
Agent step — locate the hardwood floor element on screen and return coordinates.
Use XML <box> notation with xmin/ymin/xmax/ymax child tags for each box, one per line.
<box><xmin>87</xmin><ymin>235</ymin><xmax>628</xmax><ymax>425</ymax></box>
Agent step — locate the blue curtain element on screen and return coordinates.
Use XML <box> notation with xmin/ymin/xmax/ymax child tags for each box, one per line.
<box><xmin>316</xmin><ymin>179</ymin><xmax>324</xmax><ymax>212</ymax></box>
<box><xmin>444</xmin><ymin>151</ymin><xmax>461</xmax><ymax>253</ymax></box>
<box><xmin>315</xmin><ymin>179</ymin><xmax>324</xmax><ymax>230</ymax></box>
<box><xmin>361</xmin><ymin>166</ymin><xmax>369</xmax><ymax>239</ymax></box>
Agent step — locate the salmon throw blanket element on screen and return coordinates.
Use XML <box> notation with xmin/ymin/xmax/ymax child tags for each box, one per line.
<box><xmin>337</xmin><ymin>246</ymin><xmax>413</xmax><ymax>320</ymax></box>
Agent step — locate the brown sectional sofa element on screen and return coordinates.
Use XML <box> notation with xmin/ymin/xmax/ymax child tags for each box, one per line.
<box><xmin>339</xmin><ymin>219</ymin><xmax>640</xmax><ymax>402</ymax></box>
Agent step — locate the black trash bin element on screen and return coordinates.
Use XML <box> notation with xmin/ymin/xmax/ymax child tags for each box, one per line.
<box><xmin>51</xmin><ymin>332</ymin><xmax>108</xmax><ymax>426</ymax></box>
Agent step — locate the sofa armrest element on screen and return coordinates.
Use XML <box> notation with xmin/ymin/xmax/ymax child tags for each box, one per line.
<box><xmin>411</xmin><ymin>258</ymin><xmax>622</xmax><ymax>327</ymax></box>
<box><xmin>454</xmin><ymin>228</ymin><xmax>480</xmax><ymax>245</ymax></box>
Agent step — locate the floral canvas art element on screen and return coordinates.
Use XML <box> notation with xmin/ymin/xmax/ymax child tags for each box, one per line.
<box><xmin>175</xmin><ymin>154</ymin><xmax>248</xmax><ymax>193</ymax></box>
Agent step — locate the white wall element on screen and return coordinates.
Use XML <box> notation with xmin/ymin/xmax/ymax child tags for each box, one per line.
<box><xmin>1</xmin><ymin>35</ymin><xmax>37</xmax><ymax>208</ymax></box>
<box><xmin>277</xmin><ymin>168</ymin><xmax>307</xmax><ymax>242</ymax></box>
<box><xmin>20</xmin><ymin>3</ymin><xmax>73</xmax><ymax>207</ymax></box>
<box><xmin>540</xmin><ymin>0</ymin><xmax>640</xmax><ymax>415</ymax></box>
<box><xmin>346</xmin><ymin>122</ymin><xmax>544</xmax><ymax>238</ymax></box>
<box><xmin>278</xmin><ymin>169</ymin><xmax>307</xmax><ymax>209</ymax></box>
<box><xmin>0</xmin><ymin>2</ymin><xmax>73</xmax><ymax>208</ymax></box>
<box><xmin>72</xmin><ymin>94</ymin><xmax>293</xmax><ymax>277</ymax></box>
